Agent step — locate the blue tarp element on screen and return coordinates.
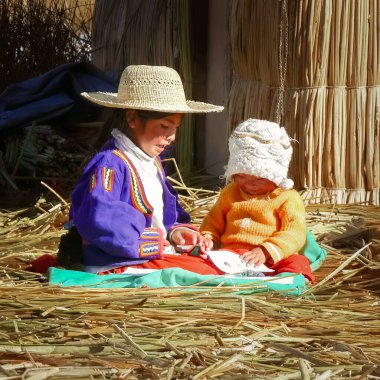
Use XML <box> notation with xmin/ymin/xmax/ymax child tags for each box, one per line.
<box><xmin>0</xmin><ymin>62</ymin><xmax>117</xmax><ymax>131</ymax></box>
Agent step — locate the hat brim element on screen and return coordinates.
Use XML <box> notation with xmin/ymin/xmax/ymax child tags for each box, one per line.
<box><xmin>81</xmin><ymin>92</ymin><xmax>224</xmax><ymax>113</ymax></box>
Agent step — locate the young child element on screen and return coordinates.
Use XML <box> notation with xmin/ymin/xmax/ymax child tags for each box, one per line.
<box><xmin>200</xmin><ymin>118</ymin><xmax>315</xmax><ymax>282</ymax></box>
<box><xmin>56</xmin><ymin>65</ymin><xmax>225</xmax><ymax>275</ymax></box>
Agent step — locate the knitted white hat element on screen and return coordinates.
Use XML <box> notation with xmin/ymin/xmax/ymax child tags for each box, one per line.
<box><xmin>225</xmin><ymin>119</ymin><xmax>294</xmax><ymax>190</ymax></box>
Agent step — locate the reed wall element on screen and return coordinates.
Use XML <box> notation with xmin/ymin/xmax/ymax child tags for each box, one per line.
<box><xmin>229</xmin><ymin>0</ymin><xmax>380</xmax><ymax>205</ymax></box>
<box><xmin>91</xmin><ymin>0</ymin><xmax>195</xmax><ymax>174</ymax></box>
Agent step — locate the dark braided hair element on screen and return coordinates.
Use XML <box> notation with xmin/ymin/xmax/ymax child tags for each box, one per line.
<box><xmin>56</xmin><ymin>226</ymin><xmax>83</xmax><ymax>270</ymax></box>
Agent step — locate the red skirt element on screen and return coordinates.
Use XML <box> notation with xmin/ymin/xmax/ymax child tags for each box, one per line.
<box><xmin>99</xmin><ymin>250</ymin><xmax>315</xmax><ymax>282</ymax></box>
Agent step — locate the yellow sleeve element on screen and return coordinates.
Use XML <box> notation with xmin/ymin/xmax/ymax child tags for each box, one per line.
<box><xmin>262</xmin><ymin>190</ymin><xmax>306</xmax><ymax>263</ymax></box>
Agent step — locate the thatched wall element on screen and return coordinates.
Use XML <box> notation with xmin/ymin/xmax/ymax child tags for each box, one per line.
<box><xmin>228</xmin><ymin>0</ymin><xmax>380</xmax><ymax>205</ymax></box>
<box><xmin>90</xmin><ymin>0</ymin><xmax>379</xmax><ymax>204</ymax></box>
<box><xmin>0</xmin><ymin>0</ymin><xmax>92</xmax><ymax>93</ymax></box>
<box><xmin>91</xmin><ymin>0</ymin><xmax>195</xmax><ymax>174</ymax></box>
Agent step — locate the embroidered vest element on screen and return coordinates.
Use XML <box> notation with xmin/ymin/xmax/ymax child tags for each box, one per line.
<box><xmin>112</xmin><ymin>149</ymin><xmax>164</xmax><ymax>217</ymax></box>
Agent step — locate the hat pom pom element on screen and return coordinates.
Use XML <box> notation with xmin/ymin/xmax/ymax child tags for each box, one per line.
<box><xmin>279</xmin><ymin>178</ymin><xmax>294</xmax><ymax>190</ymax></box>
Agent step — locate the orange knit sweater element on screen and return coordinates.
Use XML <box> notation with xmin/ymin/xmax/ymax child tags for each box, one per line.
<box><xmin>200</xmin><ymin>182</ymin><xmax>306</xmax><ymax>263</ymax></box>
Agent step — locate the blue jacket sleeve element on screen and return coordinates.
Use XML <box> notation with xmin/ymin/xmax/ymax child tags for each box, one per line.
<box><xmin>70</xmin><ymin>152</ymin><xmax>163</xmax><ymax>260</ymax></box>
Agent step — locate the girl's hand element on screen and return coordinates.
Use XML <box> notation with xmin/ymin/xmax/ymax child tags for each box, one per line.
<box><xmin>170</xmin><ymin>227</ymin><xmax>203</xmax><ymax>246</ymax></box>
<box><xmin>241</xmin><ymin>247</ymin><xmax>268</xmax><ymax>267</ymax></box>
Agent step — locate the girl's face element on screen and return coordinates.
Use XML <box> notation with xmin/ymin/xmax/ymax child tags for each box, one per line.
<box><xmin>127</xmin><ymin>111</ymin><xmax>183</xmax><ymax>157</ymax></box>
<box><xmin>233</xmin><ymin>173</ymin><xmax>277</xmax><ymax>195</ymax></box>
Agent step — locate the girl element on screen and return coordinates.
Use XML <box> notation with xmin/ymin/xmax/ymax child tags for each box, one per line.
<box><xmin>57</xmin><ymin>65</ymin><xmax>225</xmax><ymax>275</ymax></box>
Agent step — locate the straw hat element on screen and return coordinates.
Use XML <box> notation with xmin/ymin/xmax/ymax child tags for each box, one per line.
<box><xmin>225</xmin><ymin>119</ymin><xmax>294</xmax><ymax>190</ymax></box>
<box><xmin>81</xmin><ymin>65</ymin><xmax>224</xmax><ymax>113</ymax></box>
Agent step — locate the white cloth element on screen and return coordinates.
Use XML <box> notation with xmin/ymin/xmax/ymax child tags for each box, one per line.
<box><xmin>111</xmin><ymin>129</ymin><xmax>167</xmax><ymax>236</ymax></box>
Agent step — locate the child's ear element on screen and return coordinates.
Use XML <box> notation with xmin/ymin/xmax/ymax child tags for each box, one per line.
<box><xmin>126</xmin><ymin>109</ymin><xmax>138</xmax><ymax>128</ymax></box>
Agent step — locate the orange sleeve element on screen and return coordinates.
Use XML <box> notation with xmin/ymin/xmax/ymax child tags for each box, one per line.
<box><xmin>261</xmin><ymin>190</ymin><xmax>306</xmax><ymax>263</ymax></box>
<box><xmin>200</xmin><ymin>185</ymin><xmax>232</xmax><ymax>245</ymax></box>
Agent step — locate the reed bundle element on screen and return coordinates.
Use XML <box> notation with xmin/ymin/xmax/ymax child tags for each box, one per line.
<box><xmin>1</xmin><ymin>125</ymin><xmax>89</xmax><ymax>184</ymax></box>
<box><xmin>0</xmin><ymin>0</ymin><xmax>92</xmax><ymax>93</ymax></box>
<box><xmin>0</xmin><ymin>122</ymin><xmax>101</xmax><ymax>199</ymax></box>
<box><xmin>0</xmin><ymin>176</ymin><xmax>379</xmax><ymax>378</ymax></box>
<box><xmin>229</xmin><ymin>0</ymin><xmax>380</xmax><ymax>205</ymax></box>
<box><xmin>91</xmin><ymin>0</ymin><xmax>195</xmax><ymax>174</ymax></box>
<box><xmin>0</xmin><ymin>266</ymin><xmax>379</xmax><ymax>379</ymax></box>
<box><xmin>92</xmin><ymin>0</ymin><xmax>174</xmax><ymax>74</ymax></box>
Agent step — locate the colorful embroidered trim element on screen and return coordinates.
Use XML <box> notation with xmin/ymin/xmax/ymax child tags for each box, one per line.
<box><xmin>89</xmin><ymin>169</ymin><xmax>97</xmax><ymax>192</ymax></box>
<box><xmin>139</xmin><ymin>242</ymin><xmax>159</xmax><ymax>257</ymax></box>
<box><xmin>101</xmin><ymin>167</ymin><xmax>114</xmax><ymax>192</ymax></box>
<box><xmin>112</xmin><ymin>149</ymin><xmax>153</xmax><ymax>216</ymax></box>
<box><xmin>141</xmin><ymin>228</ymin><xmax>160</xmax><ymax>239</ymax></box>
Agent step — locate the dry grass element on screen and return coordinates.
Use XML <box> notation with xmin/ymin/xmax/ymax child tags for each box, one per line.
<box><xmin>0</xmin><ymin>177</ymin><xmax>379</xmax><ymax>379</ymax></box>
<box><xmin>0</xmin><ymin>0</ymin><xmax>92</xmax><ymax>92</ymax></box>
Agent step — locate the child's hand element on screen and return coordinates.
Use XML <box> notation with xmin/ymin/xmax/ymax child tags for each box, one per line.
<box><xmin>241</xmin><ymin>247</ymin><xmax>267</xmax><ymax>267</ymax></box>
<box><xmin>170</xmin><ymin>227</ymin><xmax>203</xmax><ymax>246</ymax></box>
<box><xmin>202</xmin><ymin>235</ymin><xmax>214</xmax><ymax>251</ymax></box>
<box><xmin>190</xmin><ymin>235</ymin><xmax>214</xmax><ymax>260</ymax></box>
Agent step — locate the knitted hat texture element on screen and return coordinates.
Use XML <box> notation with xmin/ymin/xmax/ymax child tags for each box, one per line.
<box><xmin>225</xmin><ymin>119</ymin><xmax>294</xmax><ymax>189</ymax></box>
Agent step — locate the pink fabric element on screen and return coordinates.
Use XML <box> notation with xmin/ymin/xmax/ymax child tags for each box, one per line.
<box><xmin>228</xmin><ymin>248</ymin><xmax>315</xmax><ymax>282</ymax></box>
<box><xmin>29</xmin><ymin>248</ymin><xmax>315</xmax><ymax>283</ymax></box>
<box><xmin>30</xmin><ymin>254</ymin><xmax>58</xmax><ymax>274</ymax></box>
<box><xmin>270</xmin><ymin>254</ymin><xmax>315</xmax><ymax>283</ymax></box>
<box><xmin>99</xmin><ymin>253</ymin><xmax>223</xmax><ymax>275</ymax></box>
<box><xmin>100</xmin><ymin>247</ymin><xmax>315</xmax><ymax>282</ymax></box>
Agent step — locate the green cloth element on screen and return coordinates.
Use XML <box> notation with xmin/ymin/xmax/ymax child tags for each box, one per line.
<box><xmin>49</xmin><ymin>267</ymin><xmax>306</xmax><ymax>295</ymax></box>
<box><xmin>48</xmin><ymin>229</ymin><xmax>326</xmax><ymax>296</ymax></box>
<box><xmin>301</xmin><ymin>229</ymin><xmax>327</xmax><ymax>272</ymax></box>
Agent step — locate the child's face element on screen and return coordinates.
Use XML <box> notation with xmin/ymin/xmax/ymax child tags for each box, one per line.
<box><xmin>233</xmin><ymin>174</ymin><xmax>277</xmax><ymax>195</ymax></box>
<box><xmin>128</xmin><ymin>111</ymin><xmax>183</xmax><ymax>157</ymax></box>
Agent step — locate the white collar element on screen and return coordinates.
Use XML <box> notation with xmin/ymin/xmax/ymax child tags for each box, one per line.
<box><xmin>111</xmin><ymin>128</ymin><xmax>155</xmax><ymax>164</ymax></box>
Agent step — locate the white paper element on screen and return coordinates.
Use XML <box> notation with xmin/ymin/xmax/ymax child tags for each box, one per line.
<box><xmin>207</xmin><ymin>250</ymin><xmax>275</xmax><ymax>274</ymax></box>
<box><xmin>163</xmin><ymin>245</ymin><xmax>181</xmax><ymax>255</ymax></box>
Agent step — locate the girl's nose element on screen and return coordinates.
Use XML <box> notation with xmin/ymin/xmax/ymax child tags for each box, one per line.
<box><xmin>166</xmin><ymin>130</ymin><xmax>176</xmax><ymax>143</ymax></box>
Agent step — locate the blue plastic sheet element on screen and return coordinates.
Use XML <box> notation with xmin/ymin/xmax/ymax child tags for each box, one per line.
<box><xmin>0</xmin><ymin>62</ymin><xmax>116</xmax><ymax>131</ymax></box>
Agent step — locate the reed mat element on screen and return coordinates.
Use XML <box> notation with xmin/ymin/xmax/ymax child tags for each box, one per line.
<box><xmin>0</xmin><ymin>187</ymin><xmax>379</xmax><ymax>379</ymax></box>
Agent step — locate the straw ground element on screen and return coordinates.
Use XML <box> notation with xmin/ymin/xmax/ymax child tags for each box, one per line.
<box><xmin>0</xmin><ymin>179</ymin><xmax>379</xmax><ymax>379</ymax></box>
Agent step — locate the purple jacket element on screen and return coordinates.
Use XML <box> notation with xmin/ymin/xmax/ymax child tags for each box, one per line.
<box><xmin>69</xmin><ymin>139</ymin><xmax>190</xmax><ymax>268</ymax></box>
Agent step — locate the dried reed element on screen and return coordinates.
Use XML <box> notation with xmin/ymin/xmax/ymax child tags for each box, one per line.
<box><xmin>91</xmin><ymin>0</ymin><xmax>196</xmax><ymax>175</ymax></box>
<box><xmin>0</xmin><ymin>175</ymin><xmax>379</xmax><ymax>378</ymax></box>
<box><xmin>229</xmin><ymin>0</ymin><xmax>380</xmax><ymax>205</ymax></box>
<box><xmin>0</xmin><ymin>0</ymin><xmax>92</xmax><ymax>93</ymax></box>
